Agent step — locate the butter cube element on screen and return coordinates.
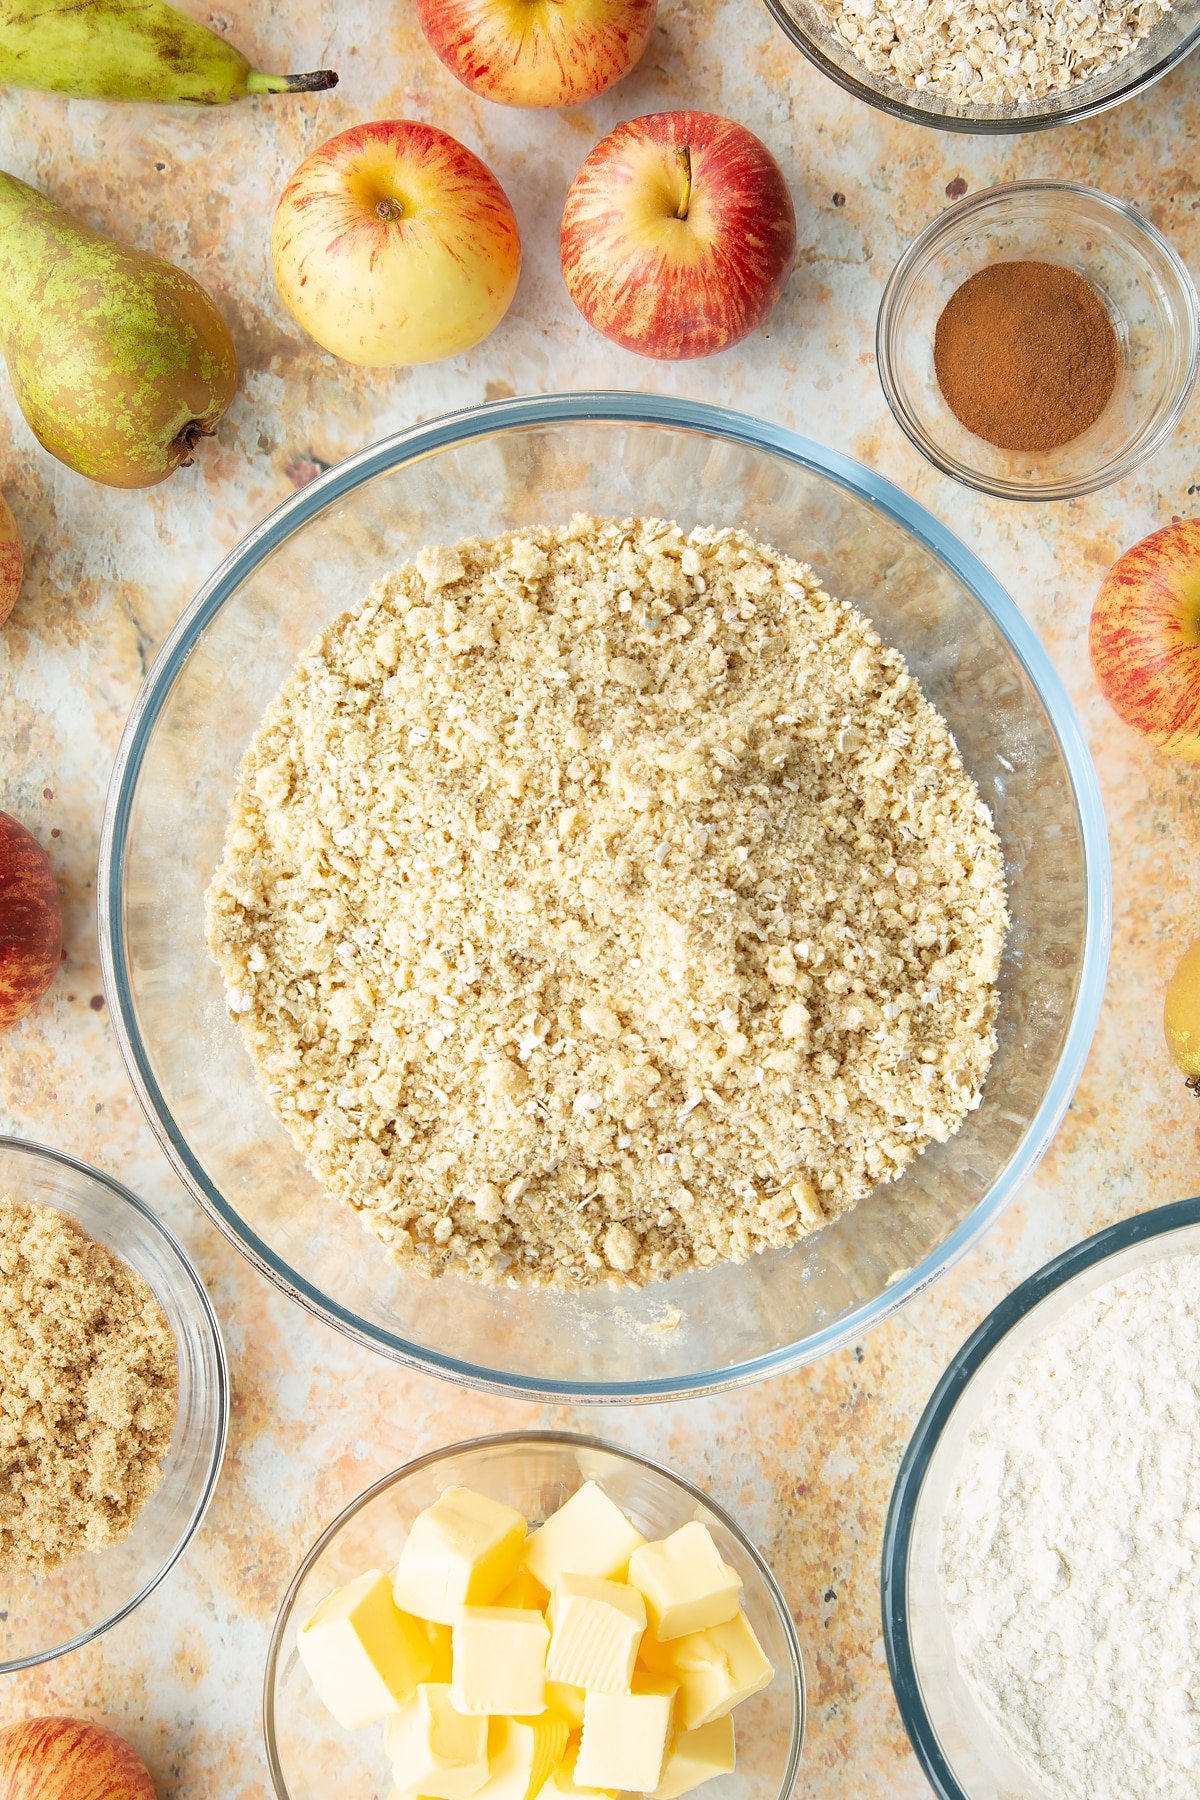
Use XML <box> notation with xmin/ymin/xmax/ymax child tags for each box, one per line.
<box><xmin>497</xmin><ymin>1565</ymin><xmax>549</xmax><ymax>1612</ymax></box>
<box><xmin>536</xmin><ymin>1737</ymin><xmax>616</xmax><ymax>1798</ymax></box>
<box><xmin>574</xmin><ymin>1680</ymin><xmax>677</xmax><ymax>1792</ymax></box>
<box><xmin>651</xmin><ymin>1716</ymin><xmax>735</xmax><ymax>1798</ymax></box>
<box><xmin>524</xmin><ymin>1482</ymin><xmax>645</xmax><ymax>1589</ymax></box>
<box><xmin>393</xmin><ymin>1488</ymin><xmax>529</xmax><ymax>1626</ymax></box>
<box><xmin>544</xmin><ymin>1683</ymin><xmax>586</xmax><ymax>1729</ymax></box>
<box><xmin>422</xmin><ymin>1619</ymin><xmax>455</xmax><ymax>1683</ymax></box>
<box><xmin>384</xmin><ymin>1683</ymin><xmax>489</xmax><ymax>1799</ymax></box>
<box><xmin>546</xmin><ymin>1574</ymin><xmax>646</xmax><ymax>1695</ymax></box>
<box><xmin>628</xmin><ymin>1524</ymin><xmax>742</xmax><ymax>1641</ymax></box>
<box><xmin>476</xmin><ymin>1715</ymin><xmax>570</xmax><ymax>1800</ymax></box>
<box><xmin>298</xmin><ymin>1568</ymin><xmax>433</xmax><ymax>1730</ymax></box>
<box><xmin>452</xmin><ymin>1607</ymin><xmax>550</xmax><ymax>1716</ymax></box>
<box><xmin>640</xmin><ymin>1611</ymin><xmax>772</xmax><ymax>1730</ymax></box>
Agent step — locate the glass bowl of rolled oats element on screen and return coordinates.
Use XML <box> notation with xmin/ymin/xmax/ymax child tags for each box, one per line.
<box><xmin>763</xmin><ymin>0</ymin><xmax>1200</xmax><ymax>133</ymax></box>
<box><xmin>98</xmin><ymin>392</ymin><xmax>1109</xmax><ymax>1400</ymax></box>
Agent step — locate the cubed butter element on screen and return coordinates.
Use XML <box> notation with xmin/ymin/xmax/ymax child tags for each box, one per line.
<box><xmin>393</xmin><ymin>1487</ymin><xmax>528</xmax><ymax>1626</ymax></box>
<box><xmin>384</xmin><ymin>1683</ymin><xmax>489</xmax><ymax>1800</ymax></box>
<box><xmin>476</xmin><ymin>1715</ymin><xmax>570</xmax><ymax>1800</ymax></box>
<box><xmin>545</xmin><ymin>1574</ymin><xmax>646</xmax><ymax>1695</ymax></box>
<box><xmin>628</xmin><ymin>1524</ymin><xmax>742</xmax><ymax>1642</ymax></box>
<box><xmin>651</xmin><ymin>1716</ymin><xmax>736</xmax><ymax>1798</ymax></box>
<box><xmin>524</xmin><ymin>1482</ymin><xmax>645</xmax><ymax>1589</ymax></box>
<box><xmin>536</xmin><ymin>1737</ymin><xmax>616</xmax><ymax>1798</ymax></box>
<box><xmin>422</xmin><ymin>1619</ymin><xmax>455</xmax><ymax>1684</ymax></box>
<box><xmin>452</xmin><ymin>1607</ymin><xmax>550</xmax><ymax>1717</ymax></box>
<box><xmin>639</xmin><ymin>1610</ymin><xmax>773</xmax><ymax>1730</ymax></box>
<box><xmin>297</xmin><ymin>1568</ymin><xmax>433</xmax><ymax>1730</ymax></box>
<box><xmin>497</xmin><ymin>1565</ymin><xmax>549</xmax><ymax>1612</ymax></box>
<box><xmin>544</xmin><ymin>1683</ymin><xmax>586</xmax><ymax>1730</ymax></box>
<box><xmin>574</xmin><ymin>1680</ymin><xmax>677</xmax><ymax>1792</ymax></box>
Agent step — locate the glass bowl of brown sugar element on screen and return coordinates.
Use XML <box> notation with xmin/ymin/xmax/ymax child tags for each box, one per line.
<box><xmin>876</xmin><ymin>180</ymin><xmax>1199</xmax><ymax>501</ymax></box>
<box><xmin>0</xmin><ymin>1135</ymin><xmax>228</xmax><ymax>1670</ymax></box>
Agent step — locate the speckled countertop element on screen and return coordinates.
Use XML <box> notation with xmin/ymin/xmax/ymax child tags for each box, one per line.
<box><xmin>0</xmin><ymin>2</ymin><xmax>1198</xmax><ymax>1794</ymax></box>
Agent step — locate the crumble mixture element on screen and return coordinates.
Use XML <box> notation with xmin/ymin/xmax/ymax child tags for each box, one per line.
<box><xmin>820</xmin><ymin>0</ymin><xmax>1169</xmax><ymax>108</ymax></box>
<box><xmin>206</xmin><ymin>516</ymin><xmax>1008</xmax><ymax>1290</ymax></box>
<box><xmin>0</xmin><ymin>1197</ymin><xmax>178</xmax><ymax>1574</ymax></box>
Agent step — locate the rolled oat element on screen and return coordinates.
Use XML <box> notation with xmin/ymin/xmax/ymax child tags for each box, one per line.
<box><xmin>820</xmin><ymin>0</ymin><xmax>1170</xmax><ymax>107</ymax></box>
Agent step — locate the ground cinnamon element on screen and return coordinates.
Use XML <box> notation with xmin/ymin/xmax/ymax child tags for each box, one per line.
<box><xmin>933</xmin><ymin>260</ymin><xmax>1119</xmax><ymax>453</ymax></box>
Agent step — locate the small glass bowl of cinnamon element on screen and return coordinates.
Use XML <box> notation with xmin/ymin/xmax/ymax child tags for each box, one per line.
<box><xmin>876</xmin><ymin>180</ymin><xmax>1199</xmax><ymax>501</ymax></box>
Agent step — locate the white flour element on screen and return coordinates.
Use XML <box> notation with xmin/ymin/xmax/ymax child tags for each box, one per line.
<box><xmin>939</xmin><ymin>1249</ymin><xmax>1200</xmax><ymax>1800</ymax></box>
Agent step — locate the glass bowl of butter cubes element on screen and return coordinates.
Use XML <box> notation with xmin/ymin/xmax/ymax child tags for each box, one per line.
<box><xmin>264</xmin><ymin>1431</ymin><xmax>805</xmax><ymax>1800</ymax></box>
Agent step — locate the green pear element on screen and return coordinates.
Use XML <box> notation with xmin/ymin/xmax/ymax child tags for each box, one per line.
<box><xmin>0</xmin><ymin>0</ymin><xmax>337</xmax><ymax>104</ymax></box>
<box><xmin>0</xmin><ymin>171</ymin><xmax>239</xmax><ymax>488</ymax></box>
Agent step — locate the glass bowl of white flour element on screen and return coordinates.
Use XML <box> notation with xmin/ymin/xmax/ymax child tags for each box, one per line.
<box><xmin>883</xmin><ymin>1196</ymin><xmax>1200</xmax><ymax>1800</ymax></box>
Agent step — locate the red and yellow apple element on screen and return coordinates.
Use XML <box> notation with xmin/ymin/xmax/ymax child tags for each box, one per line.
<box><xmin>0</xmin><ymin>811</ymin><xmax>62</xmax><ymax>1032</ymax></box>
<box><xmin>416</xmin><ymin>0</ymin><xmax>657</xmax><ymax>108</ymax></box>
<box><xmin>560</xmin><ymin>111</ymin><xmax>796</xmax><ymax>360</ymax></box>
<box><xmin>271</xmin><ymin>120</ymin><xmax>522</xmax><ymax>367</ymax></box>
<box><xmin>0</xmin><ymin>491</ymin><xmax>22</xmax><ymax>627</ymax></box>
<box><xmin>0</xmin><ymin>1717</ymin><xmax>155</xmax><ymax>1800</ymax></box>
<box><xmin>1089</xmin><ymin>520</ymin><xmax>1200</xmax><ymax>761</ymax></box>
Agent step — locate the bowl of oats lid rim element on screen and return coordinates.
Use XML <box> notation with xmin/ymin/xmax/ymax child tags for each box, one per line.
<box><xmin>762</xmin><ymin>0</ymin><xmax>1200</xmax><ymax>132</ymax></box>
<box><xmin>264</xmin><ymin>1431</ymin><xmax>805</xmax><ymax>1800</ymax></box>
<box><xmin>882</xmin><ymin>1194</ymin><xmax>1200</xmax><ymax>1800</ymax></box>
<box><xmin>877</xmin><ymin>180</ymin><xmax>1200</xmax><ymax>501</ymax></box>
<box><xmin>0</xmin><ymin>1135</ymin><xmax>228</xmax><ymax>1671</ymax></box>
<box><xmin>100</xmin><ymin>390</ymin><xmax>1108</xmax><ymax>1402</ymax></box>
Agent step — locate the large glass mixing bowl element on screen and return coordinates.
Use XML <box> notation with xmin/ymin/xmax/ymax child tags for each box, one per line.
<box><xmin>98</xmin><ymin>393</ymin><xmax>1110</xmax><ymax>1401</ymax></box>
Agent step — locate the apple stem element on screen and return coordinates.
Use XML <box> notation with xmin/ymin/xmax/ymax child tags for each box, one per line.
<box><xmin>376</xmin><ymin>197</ymin><xmax>404</xmax><ymax>222</ymax></box>
<box><xmin>675</xmin><ymin>146</ymin><xmax>692</xmax><ymax>222</ymax></box>
<box><xmin>1189</xmin><ymin>1074</ymin><xmax>1200</xmax><ymax>1097</ymax></box>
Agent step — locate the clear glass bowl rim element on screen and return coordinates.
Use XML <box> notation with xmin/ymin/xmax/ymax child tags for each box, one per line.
<box><xmin>875</xmin><ymin>179</ymin><xmax>1200</xmax><ymax>502</ymax></box>
<box><xmin>97</xmin><ymin>389</ymin><xmax>1112</xmax><ymax>1402</ymax></box>
<box><xmin>880</xmin><ymin>1193</ymin><xmax>1200</xmax><ymax>1799</ymax></box>
<box><xmin>0</xmin><ymin>1133</ymin><xmax>230</xmax><ymax>1671</ymax></box>
<box><xmin>262</xmin><ymin>1428</ymin><xmax>807</xmax><ymax>1800</ymax></box>
<box><xmin>759</xmin><ymin>0</ymin><xmax>1200</xmax><ymax>133</ymax></box>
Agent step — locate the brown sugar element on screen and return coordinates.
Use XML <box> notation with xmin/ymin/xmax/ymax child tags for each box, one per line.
<box><xmin>0</xmin><ymin>1196</ymin><xmax>178</xmax><ymax>1574</ymax></box>
<box><xmin>934</xmin><ymin>260</ymin><xmax>1120</xmax><ymax>453</ymax></box>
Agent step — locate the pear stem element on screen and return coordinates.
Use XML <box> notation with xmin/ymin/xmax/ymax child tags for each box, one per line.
<box><xmin>675</xmin><ymin>146</ymin><xmax>692</xmax><ymax>221</ymax></box>
<box><xmin>175</xmin><ymin>420</ymin><xmax>208</xmax><ymax>468</ymax></box>
<box><xmin>246</xmin><ymin>69</ymin><xmax>339</xmax><ymax>94</ymax></box>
